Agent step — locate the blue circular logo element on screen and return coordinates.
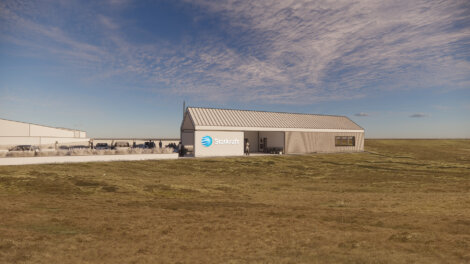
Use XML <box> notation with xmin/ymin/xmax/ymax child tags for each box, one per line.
<box><xmin>201</xmin><ymin>136</ymin><xmax>212</xmax><ymax>147</ymax></box>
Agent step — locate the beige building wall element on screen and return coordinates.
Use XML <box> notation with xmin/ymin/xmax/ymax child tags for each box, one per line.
<box><xmin>0</xmin><ymin>119</ymin><xmax>89</xmax><ymax>148</ymax></box>
<box><xmin>181</xmin><ymin>107</ymin><xmax>365</xmax><ymax>156</ymax></box>
<box><xmin>30</xmin><ymin>124</ymin><xmax>75</xmax><ymax>137</ymax></box>
<box><xmin>194</xmin><ymin>131</ymin><xmax>243</xmax><ymax>157</ymax></box>
<box><xmin>0</xmin><ymin>119</ymin><xmax>29</xmax><ymax>136</ymax></box>
<box><xmin>0</xmin><ymin>137</ymin><xmax>90</xmax><ymax>149</ymax></box>
<box><xmin>38</xmin><ymin>137</ymin><xmax>90</xmax><ymax>145</ymax></box>
<box><xmin>0</xmin><ymin>137</ymin><xmax>39</xmax><ymax>146</ymax></box>
<box><xmin>285</xmin><ymin>131</ymin><xmax>364</xmax><ymax>154</ymax></box>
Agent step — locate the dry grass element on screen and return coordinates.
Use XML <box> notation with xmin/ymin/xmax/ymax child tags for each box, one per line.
<box><xmin>0</xmin><ymin>139</ymin><xmax>469</xmax><ymax>263</ymax></box>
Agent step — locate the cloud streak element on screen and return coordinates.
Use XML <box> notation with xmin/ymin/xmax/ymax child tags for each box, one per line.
<box><xmin>409</xmin><ymin>113</ymin><xmax>429</xmax><ymax>118</ymax></box>
<box><xmin>181</xmin><ymin>0</ymin><xmax>470</xmax><ymax>101</ymax></box>
<box><xmin>1</xmin><ymin>0</ymin><xmax>469</xmax><ymax>104</ymax></box>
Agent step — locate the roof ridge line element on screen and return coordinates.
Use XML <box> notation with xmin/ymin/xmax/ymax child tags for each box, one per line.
<box><xmin>0</xmin><ymin>118</ymin><xmax>84</xmax><ymax>132</ymax></box>
<box><xmin>186</xmin><ymin>106</ymin><xmax>348</xmax><ymax>118</ymax></box>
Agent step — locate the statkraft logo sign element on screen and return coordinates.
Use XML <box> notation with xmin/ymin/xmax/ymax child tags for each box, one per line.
<box><xmin>201</xmin><ymin>135</ymin><xmax>240</xmax><ymax>147</ymax></box>
<box><xmin>201</xmin><ymin>136</ymin><xmax>213</xmax><ymax>147</ymax></box>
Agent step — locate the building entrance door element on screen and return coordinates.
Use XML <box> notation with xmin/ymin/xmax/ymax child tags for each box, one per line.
<box><xmin>259</xmin><ymin>137</ymin><xmax>267</xmax><ymax>153</ymax></box>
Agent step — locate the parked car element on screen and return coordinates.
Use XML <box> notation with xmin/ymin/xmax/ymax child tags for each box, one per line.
<box><xmin>9</xmin><ymin>145</ymin><xmax>39</xmax><ymax>152</ymax></box>
<box><xmin>70</xmin><ymin>145</ymin><xmax>89</xmax><ymax>150</ymax></box>
<box><xmin>166</xmin><ymin>143</ymin><xmax>179</xmax><ymax>152</ymax></box>
<box><xmin>95</xmin><ymin>143</ymin><xmax>110</xmax><ymax>150</ymax></box>
<box><xmin>113</xmin><ymin>141</ymin><xmax>130</xmax><ymax>150</ymax></box>
<box><xmin>144</xmin><ymin>141</ymin><xmax>156</xmax><ymax>149</ymax></box>
<box><xmin>134</xmin><ymin>144</ymin><xmax>149</xmax><ymax>149</ymax></box>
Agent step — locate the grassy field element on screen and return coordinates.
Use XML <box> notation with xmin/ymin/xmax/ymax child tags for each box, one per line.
<box><xmin>0</xmin><ymin>139</ymin><xmax>469</xmax><ymax>263</ymax></box>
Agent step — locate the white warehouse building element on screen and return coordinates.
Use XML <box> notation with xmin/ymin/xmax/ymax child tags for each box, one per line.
<box><xmin>0</xmin><ymin>118</ymin><xmax>89</xmax><ymax>148</ymax></box>
<box><xmin>181</xmin><ymin>107</ymin><xmax>365</xmax><ymax>157</ymax></box>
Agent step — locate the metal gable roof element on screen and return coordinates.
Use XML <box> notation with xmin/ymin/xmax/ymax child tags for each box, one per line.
<box><xmin>186</xmin><ymin>107</ymin><xmax>363</xmax><ymax>131</ymax></box>
<box><xmin>0</xmin><ymin>118</ymin><xmax>86</xmax><ymax>133</ymax></box>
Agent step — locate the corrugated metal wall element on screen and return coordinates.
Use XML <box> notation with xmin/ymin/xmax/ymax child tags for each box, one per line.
<box><xmin>285</xmin><ymin>131</ymin><xmax>364</xmax><ymax>154</ymax></box>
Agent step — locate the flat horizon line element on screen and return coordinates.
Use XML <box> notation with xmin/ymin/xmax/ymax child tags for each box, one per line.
<box><xmin>365</xmin><ymin>138</ymin><xmax>470</xmax><ymax>140</ymax></box>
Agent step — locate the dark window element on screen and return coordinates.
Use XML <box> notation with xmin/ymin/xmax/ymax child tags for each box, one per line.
<box><xmin>335</xmin><ymin>136</ymin><xmax>355</xmax><ymax>146</ymax></box>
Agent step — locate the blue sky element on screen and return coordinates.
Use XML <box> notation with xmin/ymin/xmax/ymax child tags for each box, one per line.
<box><xmin>0</xmin><ymin>0</ymin><xmax>469</xmax><ymax>138</ymax></box>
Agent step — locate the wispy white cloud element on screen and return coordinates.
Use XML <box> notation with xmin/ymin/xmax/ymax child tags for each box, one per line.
<box><xmin>355</xmin><ymin>112</ymin><xmax>369</xmax><ymax>117</ymax></box>
<box><xmin>1</xmin><ymin>0</ymin><xmax>469</xmax><ymax>104</ymax></box>
<box><xmin>0</xmin><ymin>1</ymin><xmax>107</xmax><ymax>69</ymax></box>
<box><xmin>98</xmin><ymin>15</ymin><xmax>119</xmax><ymax>30</ymax></box>
<box><xmin>172</xmin><ymin>0</ymin><xmax>470</xmax><ymax>102</ymax></box>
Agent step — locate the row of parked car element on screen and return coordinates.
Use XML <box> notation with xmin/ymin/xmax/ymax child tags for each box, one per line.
<box><xmin>8</xmin><ymin>145</ymin><xmax>40</xmax><ymax>152</ymax></box>
<box><xmin>7</xmin><ymin>141</ymin><xmax>176</xmax><ymax>152</ymax></box>
<box><xmin>93</xmin><ymin>141</ymin><xmax>165</xmax><ymax>150</ymax></box>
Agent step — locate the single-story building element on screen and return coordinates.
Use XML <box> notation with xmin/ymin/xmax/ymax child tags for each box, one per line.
<box><xmin>181</xmin><ymin>107</ymin><xmax>364</xmax><ymax>157</ymax></box>
<box><xmin>0</xmin><ymin>118</ymin><xmax>89</xmax><ymax>149</ymax></box>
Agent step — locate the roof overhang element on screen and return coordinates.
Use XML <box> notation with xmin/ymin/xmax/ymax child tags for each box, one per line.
<box><xmin>195</xmin><ymin>126</ymin><xmax>364</xmax><ymax>133</ymax></box>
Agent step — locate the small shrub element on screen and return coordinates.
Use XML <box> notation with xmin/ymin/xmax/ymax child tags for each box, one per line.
<box><xmin>115</xmin><ymin>149</ymin><xmax>130</xmax><ymax>155</ymax></box>
<box><xmin>142</xmin><ymin>149</ymin><xmax>153</xmax><ymax>154</ymax></box>
<box><xmin>162</xmin><ymin>148</ymin><xmax>174</xmax><ymax>154</ymax></box>
<box><xmin>56</xmin><ymin>150</ymin><xmax>69</xmax><ymax>156</ymax></box>
<box><xmin>37</xmin><ymin>151</ymin><xmax>58</xmax><ymax>157</ymax></box>
<box><xmin>93</xmin><ymin>150</ymin><xmax>106</xmax><ymax>155</ymax></box>
<box><xmin>6</xmin><ymin>151</ymin><xmax>36</xmax><ymax>157</ymax></box>
<box><xmin>104</xmin><ymin>150</ymin><xmax>115</xmax><ymax>155</ymax></box>
<box><xmin>130</xmin><ymin>148</ymin><xmax>143</xmax><ymax>154</ymax></box>
<box><xmin>70</xmin><ymin>149</ymin><xmax>93</xmax><ymax>156</ymax></box>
